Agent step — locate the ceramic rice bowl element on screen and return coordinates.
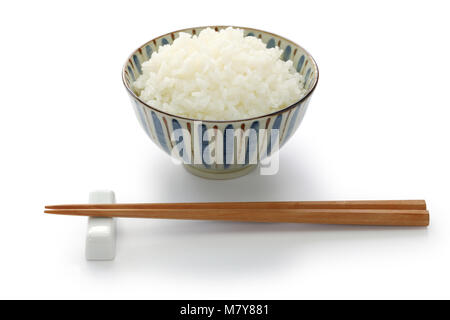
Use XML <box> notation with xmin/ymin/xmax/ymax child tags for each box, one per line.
<box><xmin>122</xmin><ymin>26</ymin><xmax>319</xmax><ymax>179</ymax></box>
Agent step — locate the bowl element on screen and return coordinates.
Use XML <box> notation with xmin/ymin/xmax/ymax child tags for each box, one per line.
<box><xmin>122</xmin><ymin>26</ymin><xmax>319</xmax><ymax>179</ymax></box>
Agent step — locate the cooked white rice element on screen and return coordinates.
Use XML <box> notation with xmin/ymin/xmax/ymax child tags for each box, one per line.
<box><xmin>133</xmin><ymin>27</ymin><xmax>305</xmax><ymax>120</ymax></box>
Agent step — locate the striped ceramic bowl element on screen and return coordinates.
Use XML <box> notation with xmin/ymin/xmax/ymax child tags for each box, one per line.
<box><xmin>122</xmin><ymin>26</ymin><xmax>319</xmax><ymax>179</ymax></box>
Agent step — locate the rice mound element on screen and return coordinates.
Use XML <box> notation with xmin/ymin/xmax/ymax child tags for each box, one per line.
<box><xmin>133</xmin><ymin>27</ymin><xmax>305</xmax><ymax>120</ymax></box>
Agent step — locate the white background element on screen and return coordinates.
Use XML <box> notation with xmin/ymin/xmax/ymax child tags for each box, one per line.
<box><xmin>1</xmin><ymin>0</ymin><xmax>449</xmax><ymax>299</ymax></box>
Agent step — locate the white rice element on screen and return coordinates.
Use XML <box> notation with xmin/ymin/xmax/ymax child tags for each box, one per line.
<box><xmin>133</xmin><ymin>27</ymin><xmax>305</xmax><ymax>120</ymax></box>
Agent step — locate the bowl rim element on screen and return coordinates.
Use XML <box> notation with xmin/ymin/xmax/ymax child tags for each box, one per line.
<box><xmin>122</xmin><ymin>25</ymin><xmax>319</xmax><ymax>123</ymax></box>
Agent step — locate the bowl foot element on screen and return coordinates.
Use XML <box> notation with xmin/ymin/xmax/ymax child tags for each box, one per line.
<box><xmin>183</xmin><ymin>164</ymin><xmax>258</xmax><ymax>180</ymax></box>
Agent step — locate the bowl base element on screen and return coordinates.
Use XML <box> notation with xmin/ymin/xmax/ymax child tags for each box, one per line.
<box><xmin>183</xmin><ymin>164</ymin><xmax>258</xmax><ymax>180</ymax></box>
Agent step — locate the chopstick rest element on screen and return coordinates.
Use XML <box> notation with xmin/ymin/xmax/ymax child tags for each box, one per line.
<box><xmin>85</xmin><ymin>190</ymin><xmax>116</xmax><ymax>261</ymax></box>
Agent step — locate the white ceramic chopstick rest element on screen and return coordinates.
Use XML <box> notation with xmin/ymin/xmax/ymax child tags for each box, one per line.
<box><xmin>85</xmin><ymin>190</ymin><xmax>116</xmax><ymax>261</ymax></box>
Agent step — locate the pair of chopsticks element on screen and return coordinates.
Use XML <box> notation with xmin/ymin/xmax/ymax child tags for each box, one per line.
<box><xmin>45</xmin><ymin>200</ymin><xmax>429</xmax><ymax>226</ymax></box>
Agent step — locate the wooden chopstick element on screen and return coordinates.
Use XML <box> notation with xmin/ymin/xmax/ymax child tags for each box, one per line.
<box><xmin>45</xmin><ymin>200</ymin><xmax>426</xmax><ymax>210</ymax></box>
<box><xmin>44</xmin><ymin>200</ymin><xmax>429</xmax><ymax>226</ymax></box>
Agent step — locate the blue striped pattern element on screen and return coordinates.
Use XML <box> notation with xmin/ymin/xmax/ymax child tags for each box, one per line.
<box><xmin>172</xmin><ymin>119</ymin><xmax>189</xmax><ymax>162</ymax></box>
<box><xmin>297</xmin><ymin>55</ymin><xmax>305</xmax><ymax>72</ymax></box>
<box><xmin>284</xmin><ymin>103</ymin><xmax>301</xmax><ymax>144</ymax></box>
<box><xmin>145</xmin><ymin>45</ymin><xmax>152</xmax><ymax>59</ymax></box>
<box><xmin>282</xmin><ymin>46</ymin><xmax>291</xmax><ymax>62</ymax></box>
<box><xmin>127</xmin><ymin>66</ymin><xmax>135</xmax><ymax>81</ymax></box>
<box><xmin>304</xmin><ymin>68</ymin><xmax>312</xmax><ymax>88</ymax></box>
<box><xmin>200</xmin><ymin>124</ymin><xmax>210</xmax><ymax>168</ymax></box>
<box><xmin>151</xmin><ymin>111</ymin><xmax>170</xmax><ymax>153</ymax></box>
<box><xmin>133</xmin><ymin>55</ymin><xmax>142</xmax><ymax>75</ymax></box>
<box><xmin>223</xmin><ymin>124</ymin><xmax>234</xmax><ymax>168</ymax></box>
<box><xmin>132</xmin><ymin>101</ymin><xmax>308</xmax><ymax>169</ymax></box>
<box><xmin>266</xmin><ymin>38</ymin><xmax>276</xmax><ymax>48</ymax></box>
<box><xmin>267</xmin><ymin>114</ymin><xmax>283</xmax><ymax>157</ymax></box>
<box><xmin>245</xmin><ymin>121</ymin><xmax>259</xmax><ymax>165</ymax></box>
<box><xmin>134</xmin><ymin>102</ymin><xmax>152</xmax><ymax>138</ymax></box>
